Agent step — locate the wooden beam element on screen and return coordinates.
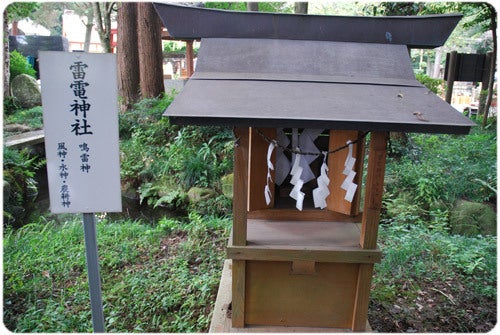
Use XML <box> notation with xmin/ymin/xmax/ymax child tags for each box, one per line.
<box><xmin>360</xmin><ymin>131</ymin><xmax>388</xmax><ymax>249</ymax></box>
<box><xmin>232</xmin><ymin>127</ymin><xmax>249</xmax><ymax>328</ymax></box>
<box><xmin>233</xmin><ymin>127</ymin><xmax>249</xmax><ymax>246</ymax></box>
<box><xmin>227</xmin><ymin>245</ymin><xmax>381</xmax><ymax>264</ymax></box>
<box><xmin>247</xmin><ymin>208</ymin><xmax>362</xmax><ymax>222</ymax></box>
<box><xmin>232</xmin><ymin>260</ymin><xmax>246</xmax><ymax>328</ymax></box>
<box><xmin>185</xmin><ymin>40</ymin><xmax>194</xmax><ymax>77</ymax></box>
<box><xmin>445</xmin><ymin>51</ymin><xmax>457</xmax><ymax>103</ymax></box>
<box><xmin>351</xmin><ymin>264</ymin><xmax>374</xmax><ymax>331</ymax></box>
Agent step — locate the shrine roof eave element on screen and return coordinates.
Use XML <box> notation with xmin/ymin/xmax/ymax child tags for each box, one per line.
<box><xmin>153</xmin><ymin>2</ymin><xmax>462</xmax><ymax>48</ymax></box>
<box><xmin>163</xmin><ymin>79</ymin><xmax>475</xmax><ymax>135</ymax></box>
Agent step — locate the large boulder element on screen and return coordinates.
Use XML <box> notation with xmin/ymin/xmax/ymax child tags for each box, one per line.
<box><xmin>187</xmin><ymin>187</ymin><xmax>217</xmax><ymax>204</ymax></box>
<box><xmin>450</xmin><ymin>200</ymin><xmax>496</xmax><ymax>236</ymax></box>
<box><xmin>221</xmin><ymin>173</ymin><xmax>234</xmax><ymax>199</ymax></box>
<box><xmin>10</xmin><ymin>74</ymin><xmax>41</xmax><ymax>109</ymax></box>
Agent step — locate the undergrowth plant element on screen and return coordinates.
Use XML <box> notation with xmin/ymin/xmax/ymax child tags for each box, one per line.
<box><xmin>119</xmin><ymin>94</ymin><xmax>233</xmax><ymax>213</ymax></box>
<box><xmin>385</xmin><ymin>125</ymin><xmax>496</xmax><ymax>214</ymax></box>
<box><xmin>9</xmin><ymin>50</ymin><xmax>37</xmax><ymax>82</ymax></box>
<box><xmin>3</xmin><ymin>215</ymin><xmax>231</xmax><ymax>332</ymax></box>
<box><xmin>5</xmin><ymin>106</ymin><xmax>44</xmax><ymax>130</ymax></box>
<box><xmin>3</xmin><ymin>147</ymin><xmax>44</xmax><ymax>227</ymax></box>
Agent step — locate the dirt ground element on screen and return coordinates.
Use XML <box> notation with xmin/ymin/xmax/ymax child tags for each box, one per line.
<box><xmin>368</xmin><ymin>278</ymin><xmax>497</xmax><ymax>332</ymax></box>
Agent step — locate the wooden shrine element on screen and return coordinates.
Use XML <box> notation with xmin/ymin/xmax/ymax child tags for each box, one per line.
<box><xmin>154</xmin><ymin>3</ymin><xmax>475</xmax><ymax>332</ymax></box>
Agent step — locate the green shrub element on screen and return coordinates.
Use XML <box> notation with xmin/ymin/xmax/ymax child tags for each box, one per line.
<box><xmin>5</xmin><ymin>106</ymin><xmax>43</xmax><ymax>129</ymax></box>
<box><xmin>3</xmin><ymin>147</ymin><xmax>44</xmax><ymax>227</ymax></box>
<box><xmin>415</xmin><ymin>73</ymin><xmax>444</xmax><ymax>95</ymax></box>
<box><xmin>450</xmin><ymin>200</ymin><xmax>496</xmax><ymax>236</ymax></box>
<box><xmin>9</xmin><ymin>50</ymin><xmax>36</xmax><ymax>82</ymax></box>
<box><xmin>3</xmin><ymin>96</ymin><xmax>21</xmax><ymax>115</ymax></box>
<box><xmin>385</xmin><ymin>126</ymin><xmax>497</xmax><ymax>211</ymax></box>
<box><xmin>119</xmin><ymin>95</ymin><xmax>234</xmax><ymax>211</ymax></box>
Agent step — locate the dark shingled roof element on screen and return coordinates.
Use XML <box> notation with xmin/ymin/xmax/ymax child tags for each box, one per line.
<box><xmin>154</xmin><ymin>3</ymin><xmax>474</xmax><ymax>134</ymax></box>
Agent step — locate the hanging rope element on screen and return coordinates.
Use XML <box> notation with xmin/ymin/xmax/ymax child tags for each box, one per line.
<box><xmin>255</xmin><ymin>128</ymin><xmax>370</xmax><ymax>157</ymax></box>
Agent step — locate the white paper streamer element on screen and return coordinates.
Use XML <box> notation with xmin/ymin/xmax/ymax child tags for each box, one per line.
<box><xmin>289</xmin><ymin>149</ymin><xmax>305</xmax><ymax>211</ymax></box>
<box><xmin>313</xmin><ymin>152</ymin><xmax>330</xmax><ymax>209</ymax></box>
<box><xmin>264</xmin><ymin>141</ymin><xmax>276</xmax><ymax>205</ymax></box>
<box><xmin>342</xmin><ymin>140</ymin><xmax>358</xmax><ymax>203</ymax></box>
<box><xmin>297</xmin><ymin>129</ymin><xmax>323</xmax><ymax>183</ymax></box>
<box><xmin>275</xmin><ymin>128</ymin><xmax>291</xmax><ymax>186</ymax></box>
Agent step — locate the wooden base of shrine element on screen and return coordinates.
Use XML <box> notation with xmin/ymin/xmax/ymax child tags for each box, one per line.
<box><xmin>209</xmin><ymin>259</ymin><xmax>372</xmax><ymax>333</ymax></box>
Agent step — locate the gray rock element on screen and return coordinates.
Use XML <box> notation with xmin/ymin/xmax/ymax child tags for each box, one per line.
<box><xmin>10</xmin><ymin>74</ymin><xmax>41</xmax><ymax>109</ymax></box>
<box><xmin>221</xmin><ymin>173</ymin><xmax>234</xmax><ymax>199</ymax></box>
<box><xmin>187</xmin><ymin>187</ymin><xmax>217</xmax><ymax>204</ymax></box>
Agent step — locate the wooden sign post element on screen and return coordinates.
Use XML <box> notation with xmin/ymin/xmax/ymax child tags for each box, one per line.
<box><xmin>40</xmin><ymin>52</ymin><xmax>122</xmax><ymax>332</ymax></box>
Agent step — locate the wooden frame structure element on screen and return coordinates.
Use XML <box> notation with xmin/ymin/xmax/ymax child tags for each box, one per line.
<box><xmin>228</xmin><ymin>128</ymin><xmax>387</xmax><ymax>330</ymax></box>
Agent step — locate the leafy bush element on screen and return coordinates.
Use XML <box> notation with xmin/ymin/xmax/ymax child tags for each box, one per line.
<box><xmin>9</xmin><ymin>50</ymin><xmax>36</xmax><ymax>82</ymax></box>
<box><xmin>5</xmin><ymin>106</ymin><xmax>43</xmax><ymax>129</ymax></box>
<box><xmin>449</xmin><ymin>200</ymin><xmax>496</xmax><ymax>236</ymax></box>
<box><xmin>385</xmin><ymin>126</ymin><xmax>497</xmax><ymax>214</ymax></box>
<box><xmin>3</xmin><ymin>147</ymin><xmax>44</xmax><ymax>227</ymax></box>
<box><xmin>119</xmin><ymin>95</ymin><xmax>234</xmax><ymax>211</ymax></box>
<box><xmin>415</xmin><ymin>73</ymin><xmax>444</xmax><ymax>95</ymax></box>
<box><xmin>4</xmin><ymin>96</ymin><xmax>21</xmax><ymax>115</ymax></box>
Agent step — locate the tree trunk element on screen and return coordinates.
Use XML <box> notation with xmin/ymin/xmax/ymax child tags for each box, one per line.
<box><xmin>294</xmin><ymin>2</ymin><xmax>308</xmax><ymax>14</ymax></box>
<box><xmin>83</xmin><ymin>9</ymin><xmax>94</xmax><ymax>52</ymax></box>
<box><xmin>246</xmin><ymin>2</ymin><xmax>259</xmax><ymax>11</ymax></box>
<box><xmin>3</xmin><ymin>8</ymin><xmax>10</xmax><ymax>96</ymax></box>
<box><xmin>432</xmin><ymin>47</ymin><xmax>442</xmax><ymax>78</ymax></box>
<box><xmin>482</xmin><ymin>8</ymin><xmax>497</xmax><ymax>128</ymax></box>
<box><xmin>92</xmin><ymin>2</ymin><xmax>113</xmax><ymax>53</ymax></box>
<box><xmin>117</xmin><ymin>2</ymin><xmax>140</xmax><ymax>112</ymax></box>
<box><xmin>137</xmin><ymin>2</ymin><xmax>164</xmax><ymax>98</ymax></box>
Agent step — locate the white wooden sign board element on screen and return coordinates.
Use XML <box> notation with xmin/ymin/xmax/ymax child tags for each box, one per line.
<box><xmin>40</xmin><ymin>51</ymin><xmax>122</xmax><ymax>213</ymax></box>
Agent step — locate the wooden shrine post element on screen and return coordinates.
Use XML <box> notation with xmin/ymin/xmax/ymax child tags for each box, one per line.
<box><xmin>352</xmin><ymin>131</ymin><xmax>388</xmax><ymax>331</ymax></box>
<box><xmin>231</xmin><ymin>127</ymin><xmax>249</xmax><ymax>327</ymax></box>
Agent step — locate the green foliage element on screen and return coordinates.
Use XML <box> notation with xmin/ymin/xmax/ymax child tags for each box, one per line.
<box><xmin>3</xmin><ymin>96</ymin><xmax>22</xmax><ymax>115</ymax></box>
<box><xmin>3</xmin><ymin>215</ymin><xmax>231</xmax><ymax>332</ymax></box>
<box><xmin>204</xmin><ymin>2</ymin><xmax>292</xmax><ymax>13</ymax></box>
<box><xmin>9</xmin><ymin>50</ymin><xmax>37</xmax><ymax>82</ymax></box>
<box><xmin>449</xmin><ymin>200</ymin><xmax>496</xmax><ymax>236</ymax></box>
<box><xmin>5</xmin><ymin>106</ymin><xmax>43</xmax><ymax>129</ymax></box>
<box><xmin>3</xmin><ymin>147</ymin><xmax>44</xmax><ymax>227</ymax></box>
<box><xmin>385</xmin><ymin>126</ymin><xmax>496</xmax><ymax>213</ymax></box>
<box><xmin>6</xmin><ymin>2</ymin><xmax>40</xmax><ymax>21</ymax></box>
<box><xmin>415</xmin><ymin>73</ymin><xmax>444</xmax><ymax>95</ymax></box>
<box><xmin>119</xmin><ymin>95</ymin><xmax>234</xmax><ymax>212</ymax></box>
<box><xmin>373</xmin><ymin>219</ymin><xmax>496</xmax><ymax>302</ymax></box>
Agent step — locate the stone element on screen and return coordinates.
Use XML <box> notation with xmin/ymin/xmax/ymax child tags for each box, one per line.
<box><xmin>221</xmin><ymin>173</ymin><xmax>234</xmax><ymax>199</ymax></box>
<box><xmin>450</xmin><ymin>200</ymin><xmax>496</xmax><ymax>236</ymax></box>
<box><xmin>10</xmin><ymin>74</ymin><xmax>41</xmax><ymax>109</ymax></box>
<box><xmin>4</xmin><ymin>123</ymin><xmax>31</xmax><ymax>133</ymax></box>
<box><xmin>187</xmin><ymin>187</ymin><xmax>217</xmax><ymax>204</ymax></box>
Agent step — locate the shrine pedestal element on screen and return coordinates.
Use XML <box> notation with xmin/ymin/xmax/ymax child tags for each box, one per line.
<box><xmin>209</xmin><ymin>260</ymin><xmax>372</xmax><ymax>333</ymax></box>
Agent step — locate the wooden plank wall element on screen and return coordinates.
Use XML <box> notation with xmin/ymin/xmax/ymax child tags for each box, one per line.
<box><xmin>327</xmin><ymin>130</ymin><xmax>365</xmax><ymax>216</ymax></box>
<box><xmin>248</xmin><ymin>128</ymin><xmax>276</xmax><ymax>211</ymax></box>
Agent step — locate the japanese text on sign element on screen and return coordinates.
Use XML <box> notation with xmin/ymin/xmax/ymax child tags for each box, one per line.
<box><xmin>40</xmin><ymin>52</ymin><xmax>122</xmax><ymax>214</ymax></box>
